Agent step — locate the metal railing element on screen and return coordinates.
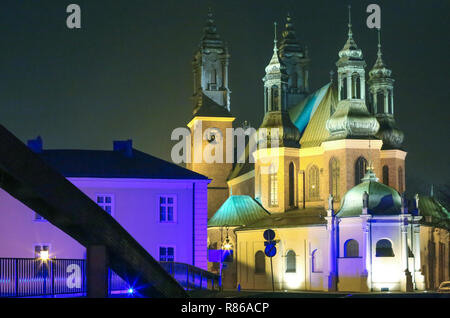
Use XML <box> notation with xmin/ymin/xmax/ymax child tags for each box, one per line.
<box><xmin>0</xmin><ymin>258</ymin><xmax>219</xmax><ymax>297</ymax></box>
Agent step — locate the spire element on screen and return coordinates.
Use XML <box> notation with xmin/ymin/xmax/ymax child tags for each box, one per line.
<box><xmin>369</xmin><ymin>28</ymin><xmax>390</xmax><ymax>77</ymax></box>
<box><xmin>279</xmin><ymin>13</ymin><xmax>304</xmax><ymax>57</ymax></box>
<box><xmin>265</xmin><ymin>22</ymin><xmax>286</xmax><ymax>75</ymax></box>
<box><xmin>338</xmin><ymin>5</ymin><xmax>363</xmax><ymax>62</ymax></box>
<box><xmin>200</xmin><ymin>8</ymin><xmax>221</xmax><ymax>46</ymax></box>
<box><xmin>347</xmin><ymin>5</ymin><xmax>353</xmax><ymax>39</ymax></box>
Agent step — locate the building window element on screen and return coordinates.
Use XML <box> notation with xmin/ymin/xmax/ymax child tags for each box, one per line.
<box><xmin>355</xmin><ymin>156</ymin><xmax>368</xmax><ymax>185</ymax></box>
<box><xmin>376</xmin><ymin>239</ymin><xmax>395</xmax><ymax>257</ymax></box>
<box><xmin>344</xmin><ymin>239</ymin><xmax>359</xmax><ymax>258</ymax></box>
<box><xmin>271</xmin><ymin>85</ymin><xmax>279</xmax><ymax>111</ymax></box>
<box><xmin>159</xmin><ymin>195</ymin><xmax>176</xmax><ymax>222</ymax></box>
<box><xmin>289</xmin><ymin>162</ymin><xmax>295</xmax><ymax>206</ymax></box>
<box><xmin>308</xmin><ymin>165</ymin><xmax>320</xmax><ymax>200</ymax></box>
<box><xmin>286</xmin><ymin>250</ymin><xmax>296</xmax><ymax>273</ymax></box>
<box><xmin>269</xmin><ymin>167</ymin><xmax>278</xmax><ymax>207</ymax></box>
<box><xmin>312</xmin><ymin>249</ymin><xmax>322</xmax><ymax>273</ymax></box>
<box><xmin>329</xmin><ymin>157</ymin><xmax>340</xmax><ymax>200</ymax></box>
<box><xmin>382</xmin><ymin>165</ymin><xmax>389</xmax><ymax>186</ymax></box>
<box><xmin>255</xmin><ymin>251</ymin><xmax>266</xmax><ymax>274</ymax></box>
<box><xmin>96</xmin><ymin>194</ymin><xmax>113</xmax><ymax>215</ymax></box>
<box><xmin>159</xmin><ymin>247</ymin><xmax>175</xmax><ymax>262</ymax></box>
<box><xmin>398</xmin><ymin>167</ymin><xmax>404</xmax><ymax>193</ymax></box>
<box><xmin>34</xmin><ymin>244</ymin><xmax>50</xmax><ymax>259</ymax></box>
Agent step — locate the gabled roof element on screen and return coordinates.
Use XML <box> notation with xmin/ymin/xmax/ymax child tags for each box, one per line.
<box><xmin>208</xmin><ymin>195</ymin><xmax>270</xmax><ymax>227</ymax></box>
<box><xmin>38</xmin><ymin>149</ymin><xmax>208</xmax><ymax>180</ymax></box>
<box><xmin>419</xmin><ymin>195</ymin><xmax>450</xmax><ymax>230</ymax></box>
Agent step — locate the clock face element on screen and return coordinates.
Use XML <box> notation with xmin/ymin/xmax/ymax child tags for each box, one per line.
<box><xmin>206</xmin><ymin>128</ymin><xmax>222</xmax><ymax>144</ymax></box>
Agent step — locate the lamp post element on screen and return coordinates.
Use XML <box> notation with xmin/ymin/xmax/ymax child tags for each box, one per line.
<box><xmin>220</xmin><ymin>226</ymin><xmax>233</xmax><ymax>291</ymax></box>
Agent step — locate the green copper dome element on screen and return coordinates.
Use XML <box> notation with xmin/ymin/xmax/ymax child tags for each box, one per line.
<box><xmin>336</xmin><ymin>170</ymin><xmax>402</xmax><ymax>218</ymax></box>
<box><xmin>208</xmin><ymin>195</ymin><xmax>270</xmax><ymax>227</ymax></box>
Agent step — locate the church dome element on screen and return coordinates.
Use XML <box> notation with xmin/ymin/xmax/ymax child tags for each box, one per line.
<box><xmin>336</xmin><ymin>170</ymin><xmax>402</xmax><ymax>218</ymax></box>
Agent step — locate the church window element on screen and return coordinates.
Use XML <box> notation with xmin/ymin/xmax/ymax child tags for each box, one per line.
<box><xmin>289</xmin><ymin>162</ymin><xmax>295</xmax><ymax>206</ymax></box>
<box><xmin>271</xmin><ymin>85</ymin><xmax>279</xmax><ymax>111</ymax></box>
<box><xmin>377</xmin><ymin>90</ymin><xmax>384</xmax><ymax>114</ymax></box>
<box><xmin>311</xmin><ymin>249</ymin><xmax>322</xmax><ymax>273</ymax></box>
<box><xmin>159</xmin><ymin>246</ymin><xmax>175</xmax><ymax>262</ymax></box>
<box><xmin>340</xmin><ymin>75</ymin><xmax>347</xmax><ymax>100</ymax></box>
<box><xmin>376</xmin><ymin>239</ymin><xmax>394</xmax><ymax>257</ymax></box>
<box><xmin>355</xmin><ymin>156</ymin><xmax>368</xmax><ymax>185</ymax></box>
<box><xmin>344</xmin><ymin>239</ymin><xmax>359</xmax><ymax>258</ymax></box>
<box><xmin>329</xmin><ymin>157</ymin><xmax>340</xmax><ymax>200</ymax></box>
<box><xmin>308</xmin><ymin>165</ymin><xmax>320</xmax><ymax>201</ymax></box>
<box><xmin>382</xmin><ymin>165</ymin><xmax>389</xmax><ymax>186</ymax></box>
<box><xmin>255</xmin><ymin>251</ymin><xmax>266</xmax><ymax>274</ymax></box>
<box><xmin>286</xmin><ymin>250</ymin><xmax>296</xmax><ymax>273</ymax></box>
<box><xmin>352</xmin><ymin>73</ymin><xmax>361</xmax><ymax>99</ymax></box>
<box><xmin>398</xmin><ymin>167</ymin><xmax>404</xmax><ymax>193</ymax></box>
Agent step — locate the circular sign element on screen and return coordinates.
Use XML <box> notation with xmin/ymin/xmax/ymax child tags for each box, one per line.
<box><xmin>264</xmin><ymin>244</ymin><xmax>277</xmax><ymax>258</ymax></box>
<box><xmin>263</xmin><ymin>229</ymin><xmax>275</xmax><ymax>241</ymax></box>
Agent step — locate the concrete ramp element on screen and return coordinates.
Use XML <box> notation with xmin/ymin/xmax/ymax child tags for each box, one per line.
<box><xmin>0</xmin><ymin>125</ymin><xmax>187</xmax><ymax>298</ymax></box>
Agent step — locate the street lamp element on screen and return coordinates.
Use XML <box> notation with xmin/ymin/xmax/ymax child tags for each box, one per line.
<box><xmin>39</xmin><ymin>250</ymin><xmax>49</xmax><ymax>261</ymax></box>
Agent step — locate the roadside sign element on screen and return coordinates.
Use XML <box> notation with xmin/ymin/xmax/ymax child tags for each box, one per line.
<box><xmin>264</xmin><ymin>244</ymin><xmax>277</xmax><ymax>257</ymax></box>
<box><xmin>263</xmin><ymin>229</ymin><xmax>275</xmax><ymax>241</ymax></box>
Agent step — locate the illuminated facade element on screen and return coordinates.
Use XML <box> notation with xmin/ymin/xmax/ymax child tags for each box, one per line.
<box><xmin>186</xmin><ymin>10</ymin><xmax>449</xmax><ymax>291</ymax></box>
<box><xmin>0</xmin><ymin>138</ymin><xmax>209</xmax><ymax>270</ymax></box>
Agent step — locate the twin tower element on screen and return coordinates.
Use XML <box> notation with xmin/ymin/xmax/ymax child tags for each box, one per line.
<box><xmin>186</xmin><ymin>10</ymin><xmax>404</xmax><ymax>218</ymax></box>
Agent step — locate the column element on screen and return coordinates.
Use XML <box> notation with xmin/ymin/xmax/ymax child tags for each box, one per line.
<box><xmin>373</xmin><ymin>92</ymin><xmax>377</xmax><ymax>114</ymax></box>
<box><xmin>360</xmin><ymin>73</ymin><xmax>366</xmax><ymax>100</ymax></box>
<box><xmin>338</xmin><ymin>75</ymin><xmax>342</xmax><ymax>101</ymax></box>
<box><xmin>360</xmin><ymin>215</ymin><xmax>371</xmax><ymax>292</ymax></box>
<box><xmin>412</xmin><ymin>221</ymin><xmax>425</xmax><ymax>290</ymax></box>
<box><xmin>346</xmin><ymin>73</ymin><xmax>352</xmax><ymax>100</ymax></box>
<box><xmin>384</xmin><ymin>89</ymin><xmax>389</xmax><ymax>114</ymax></box>
<box><xmin>87</xmin><ymin>245</ymin><xmax>109</xmax><ymax>298</ymax></box>
<box><xmin>390</xmin><ymin>90</ymin><xmax>394</xmax><ymax>114</ymax></box>
<box><xmin>325</xmin><ymin>214</ymin><xmax>337</xmax><ymax>291</ymax></box>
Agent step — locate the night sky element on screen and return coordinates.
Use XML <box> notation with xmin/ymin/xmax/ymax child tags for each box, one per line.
<box><xmin>0</xmin><ymin>0</ymin><xmax>448</xmax><ymax>195</ymax></box>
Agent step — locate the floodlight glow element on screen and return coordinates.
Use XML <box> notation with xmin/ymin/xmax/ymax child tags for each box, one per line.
<box><xmin>40</xmin><ymin>250</ymin><xmax>49</xmax><ymax>261</ymax></box>
<box><xmin>127</xmin><ymin>288</ymin><xmax>134</xmax><ymax>294</ymax></box>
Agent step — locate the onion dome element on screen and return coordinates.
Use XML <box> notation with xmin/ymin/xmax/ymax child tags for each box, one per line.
<box><xmin>375</xmin><ymin>114</ymin><xmax>404</xmax><ymax>149</ymax></box>
<box><xmin>200</xmin><ymin>9</ymin><xmax>224</xmax><ymax>51</ymax></box>
<box><xmin>369</xmin><ymin>30</ymin><xmax>392</xmax><ymax>79</ymax></box>
<box><xmin>325</xmin><ymin>99</ymin><xmax>380</xmax><ymax>140</ymax></box>
<box><xmin>336</xmin><ymin>168</ymin><xmax>402</xmax><ymax>218</ymax></box>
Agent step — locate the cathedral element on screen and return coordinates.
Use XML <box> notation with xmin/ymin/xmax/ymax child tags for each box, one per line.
<box><xmin>185</xmin><ymin>9</ymin><xmax>450</xmax><ymax>292</ymax></box>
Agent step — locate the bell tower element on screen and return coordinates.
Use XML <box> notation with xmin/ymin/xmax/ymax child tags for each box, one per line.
<box><xmin>192</xmin><ymin>9</ymin><xmax>231</xmax><ymax>114</ymax></box>
<box><xmin>187</xmin><ymin>10</ymin><xmax>235</xmax><ymax>219</ymax></box>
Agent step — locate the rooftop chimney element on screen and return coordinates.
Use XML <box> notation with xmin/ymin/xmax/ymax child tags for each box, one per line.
<box><xmin>113</xmin><ymin>139</ymin><xmax>133</xmax><ymax>157</ymax></box>
<box><xmin>27</xmin><ymin>136</ymin><xmax>43</xmax><ymax>153</ymax></box>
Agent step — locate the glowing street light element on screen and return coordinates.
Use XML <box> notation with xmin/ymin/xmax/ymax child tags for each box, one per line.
<box><xmin>39</xmin><ymin>250</ymin><xmax>49</xmax><ymax>261</ymax></box>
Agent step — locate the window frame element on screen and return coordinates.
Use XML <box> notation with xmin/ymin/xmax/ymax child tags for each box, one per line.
<box><xmin>285</xmin><ymin>250</ymin><xmax>296</xmax><ymax>273</ymax></box>
<box><xmin>344</xmin><ymin>239</ymin><xmax>360</xmax><ymax>258</ymax></box>
<box><xmin>375</xmin><ymin>239</ymin><xmax>395</xmax><ymax>257</ymax></box>
<box><xmin>95</xmin><ymin>193</ymin><xmax>115</xmax><ymax>217</ymax></box>
<box><xmin>254</xmin><ymin>250</ymin><xmax>266</xmax><ymax>274</ymax></box>
<box><xmin>158</xmin><ymin>194</ymin><xmax>177</xmax><ymax>223</ymax></box>
<box><xmin>159</xmin><ymin>246</ymin><xmax>176</xmax><ymax>262</ymax></box>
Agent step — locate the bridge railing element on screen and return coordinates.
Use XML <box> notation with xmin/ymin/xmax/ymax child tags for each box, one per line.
<box><xmin>0</xmin><ymin>258</ymin><xmax>219</xmax><ymax>297</ymax></box>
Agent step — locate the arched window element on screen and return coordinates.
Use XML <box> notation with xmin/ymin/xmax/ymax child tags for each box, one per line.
<box><xmin>376</xmin><ymin>239</ymin><xmax>395</xmax><ymax>257</ymax></box>
<box><xmin>352</xmin><ymin>73</ymin><xmax>360</xmax><ymax>99</ymax></box>
<box><xmin>308</xmin><ymin>165</ymin><xmax>320</xmax><ymax>200</ymax></box>
<box><xmin>255</xmin><ymin>251</ymin><xmax>266</xmax><ymax>274</ymax></box>
<box><xmin>355</xmin><ymin>156</ymin><xmax>368</xmax><ymax>185</ymax></box>
<box><xmin>382</xmin><ymin>165</ymin><xmax>389</xmax><ymax>186</ymax></box>
<box><xmin>265</xmin><ymin>87</ymin><xmax>269</xmax><ymax>112</ymax></box>
<box><xmin>271</xmin><ymin>85</ymin><xmax>279</xmax><ymax>111</ymax></box>
<box><xmin>340</xmin><ymin>74</ymin><xmax>347</xmax><ymax>100</ymax></box>
<box><xmin>289</xmin><ymin>162</ymin><xmax>295</xmax><ymax>206</ymax></box>
<box><xmin>377</xmin><ymin>90</ymin><xmax>384</xmax><ymax>114</ymax></box>
<box><xmin>286</xmin><ymin>250</ymin><xmax>296</xmax><ymax>273</ymax></box>
<box><xmin>398</xmin><ymin>167</ymin><xmax>404</xmax><ymax>193</ymax></box>
<box><xmin>312</xmin><ymin>249</ymin><xmax>322</xmax><ymax>273</ymax></box>
<box><xmin>329</xmin><ymin>157</ymin><xmax>340</xmax><ymax>199</ymax></box>
<box><xmin>344</xmin><ymin>239</ymin><xmax>359</xmax><ymax>258</ymax></box>
<box><xmin>291</xmin><ymin>72</ymin><xmax>298</xmax><ymax>89</ymax></box>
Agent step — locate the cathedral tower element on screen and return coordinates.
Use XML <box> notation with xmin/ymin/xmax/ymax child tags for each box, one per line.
<box><xmin>323</xmin><ymin>6</ymin><xmax>381</xmax><ymax>206</ymax></box>
<box><xmin>187</xmin><ymin>10</ymin><xmax>235</xmax><ymax>219</ymax></box>
<box><xmin>255</xmin><ymin>23</ymin><xmax>301</xmax><ymax>213</ymax></box>
<box><xmin>368</xmin><ymin>29</ymin><xmax>406</xmax><ymax>193</ymax></box>
<box><xmin>279</xmin><ymin>13</ymin><xmax>310</xmax><ymax>109</ymax></box>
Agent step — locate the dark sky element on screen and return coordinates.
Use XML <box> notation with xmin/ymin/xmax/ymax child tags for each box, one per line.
<box><xmin>0</xmin><ymin>0</ymin><xmax>448</xmax><ymax>195</ymax></box>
